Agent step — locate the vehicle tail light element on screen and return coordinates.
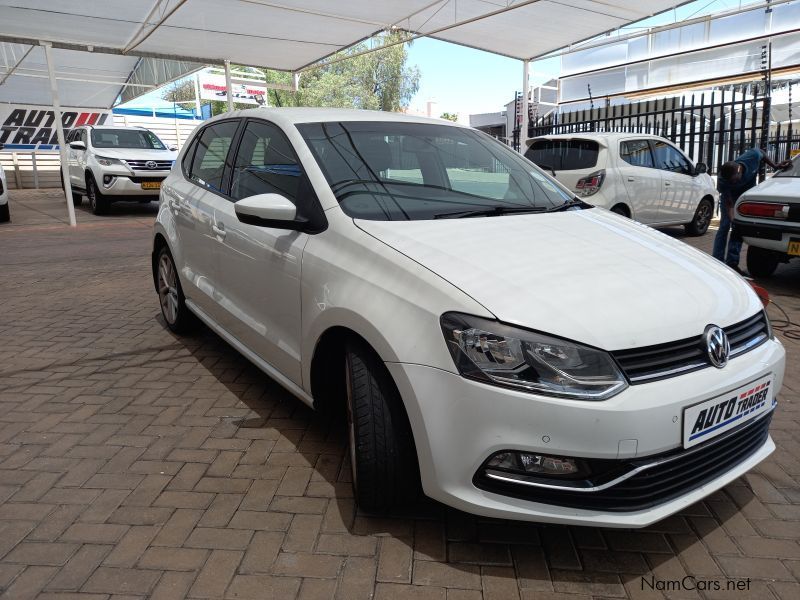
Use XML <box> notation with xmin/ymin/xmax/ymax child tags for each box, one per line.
<box><xmin>737</xmin><ymin>201</ymin><xmax>789</xmax><ymax>219</ymax></box>
<box><xmin>575</xmin><ymin>170</ymin><xmax>605</xmax><ymax>197</ymax></box>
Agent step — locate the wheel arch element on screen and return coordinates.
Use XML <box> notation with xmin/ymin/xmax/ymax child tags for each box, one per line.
<box><xmin>610</xmin><ymin>202</ymin><xmax>632</xmax><ymax>218</ymax></box>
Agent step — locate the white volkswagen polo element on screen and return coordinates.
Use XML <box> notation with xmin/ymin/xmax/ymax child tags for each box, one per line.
<box><xmin>152</xmin><ymin>108</ymin><xmax>785</xmax><ymax>527</ymax></box>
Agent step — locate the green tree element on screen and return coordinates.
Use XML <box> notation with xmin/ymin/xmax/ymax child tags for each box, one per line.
<box><xmin>161</xmin><ymin>32</ymin><xmax>420</xmax><ymax>114</ymax></box>
<box><xmin>440</xmin><ymin>112</ymin><xmax>458</xmax><ymax>122</ymax></box>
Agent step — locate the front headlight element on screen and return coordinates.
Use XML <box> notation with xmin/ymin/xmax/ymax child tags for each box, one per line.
<box><xmin>95</xmin><ymin>156</ymin><xmax>122</xmax><ymax>166</ymax></box>
<box><xmin>441</xmin><ymin>313</ymin><xmax>627</xmax><ymax>400</ymax></box>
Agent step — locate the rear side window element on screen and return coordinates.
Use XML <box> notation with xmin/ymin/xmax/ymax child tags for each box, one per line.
<box><xmin>187</xmin><ymin>121</ymin><xmax>239</xmax><ymax>192</ymax></box>
<box><xmin>524</xmin><ymin>139</ymin><xmax>599</xmax><ymax>170</ymax></box>
<box><xmin>620</xmin><ymin>140</ymin><xmax>654</xmax><ymax>168</ymax></box>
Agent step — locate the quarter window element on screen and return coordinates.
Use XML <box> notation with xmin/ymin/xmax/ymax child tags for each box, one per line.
<box><xmin>524</xmin><ymin>139</ymin><xmax>599</xmax><ymax>171</ymax></box>
<box><xmin>230</xmin><ymin>121</ymin><xmax>301</xmax><ymax>202</ymax></box>
<box><xmin>187</xmin><ymin>121</ymin><xmax>239</xmax><ymax>192</ymax></box>
<box><xmin>620</xmin><ymin>140</ymin><xmax>654</xmax><ymax>168</ymax></box>
<box><xmin>651</xmin><ymin>140</ymin><xmax>691</xmax><ymax>174</ymax></box>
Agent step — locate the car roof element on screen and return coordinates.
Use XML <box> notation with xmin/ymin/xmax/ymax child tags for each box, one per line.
<box><xmin>204</xmin><ymin>107</ymin><xmax>463</xmax><ymax>128</ymax></box>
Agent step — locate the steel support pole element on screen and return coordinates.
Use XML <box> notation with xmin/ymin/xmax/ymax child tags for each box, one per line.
<box><xmin>43</xmin><ymin>41</ymin><xmax>76</xmax><ymax>227</ymax></box>
<box><xmin>193</xmin><ymin>72</ymin><xmax>202</xmax><ymax>117</ymax></box>
<box><xmin>521</xmin><ymin>59</ymin><xmax>530</xmax><ymax>150</ymax></box>
<box><xmin>224</xmin><ymin>60</ymin><xmax>234</xmax><ymax>113</ymax></box>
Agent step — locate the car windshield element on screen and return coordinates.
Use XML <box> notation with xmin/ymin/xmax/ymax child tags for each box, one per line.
<box><xmin>91</xmin><ymin>129</ymin><xmax>166</xmax><ymax>150</ymax></box>
<box><xmin>775</xmin><ymin>155</ymin><xmax>800</xmax><ymax>177</ymax></box>
<box><xmin>297</xmin><ymin>121</ymin><xmax>578</xmax><ymax>220</ymax></box>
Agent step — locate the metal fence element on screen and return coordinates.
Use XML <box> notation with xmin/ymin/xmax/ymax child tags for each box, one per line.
<box><xmin>519</xmin><ymin>83</ymin><xmax>800</xmax><ymax>174</ymax></box>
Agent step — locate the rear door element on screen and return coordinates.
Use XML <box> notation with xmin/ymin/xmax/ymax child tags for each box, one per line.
<box><xmin>166</xmin><ymin>119</ymin><xmax>240</xmax><ymax>317</ymax></box>
<box><xmin>618</xmin><ymin>138</ymin><xmax>662</xmax><ymax>224</ymax></box>
<box><xmin>649</xmin><ymin>139</ymin><xmax>697</xmax><ymax>224</ymax></box>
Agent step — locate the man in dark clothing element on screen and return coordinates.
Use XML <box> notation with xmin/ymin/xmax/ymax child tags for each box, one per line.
<box><xmin>713</xmin><ymin>148</ymin><xmax>790</xmax><ymax>273</ymax></box>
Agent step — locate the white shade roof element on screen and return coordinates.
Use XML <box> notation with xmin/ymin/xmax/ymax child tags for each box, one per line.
<box><xmin>1</xmin><ymin>1</ymin><xmax>691</xmax><ymax>69</ymax></box>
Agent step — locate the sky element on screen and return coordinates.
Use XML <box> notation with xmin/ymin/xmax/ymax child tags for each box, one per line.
<box><xmin>125</xmin><ymin>0</ymin><xmax>757</xmax><ymax>122</ymax></box>
<box><xmin>404</xmin><ymin>0</ymin><xmax>756</xmax><ymax>121</ymax></box>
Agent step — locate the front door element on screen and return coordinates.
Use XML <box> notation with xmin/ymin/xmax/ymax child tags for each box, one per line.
<box><xmin>618</xmin><ymin>138</ymin><xmax>662</xmax><ymax>224</ymax></box>
<box><xmin>169</xmin><ymin>119</ymin><xmax>240</xmax><ymax>317</ymax></box>
<box><xmin>650</xmin><ymin>139</ymin><xmax>697</xmax><ymax>224</ymax></box>
<box><xmin>212</xmin><ymin>119</ymin><xmax>309</xmax><ymax>386</ymax></box>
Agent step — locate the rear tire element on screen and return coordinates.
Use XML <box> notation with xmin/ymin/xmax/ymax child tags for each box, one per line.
<box><xmin>746</xmin><ymin>246</ymin><xmax>781</xmax><ymax>278</ymax></box>
<box><xmin>156</xmin><ymin>247</ymin><xmax>196</xmax><ymax>333</ymax></box>
<box><xmin>0</xmin><ymin>203</ymin><xmax>9</xmax><ymax>223</ymax></box>
<box><xmin>345</xmin><ymin>341</ymin><xmax>419</xmax><ymax>512</ymax></box>
<box><xmin>684</xmin><ymin>198</ymin><xmax>713</xmax><ymax>236</ymax></box>
<box><xmin>610</xmin><ymin>204</ymin><xmax>629</xmax><ymax>217</ymax></box>
<box><xmin>72</xmin><ymin>194</ymin><xmax>82</xmax><ymax>206</ymax></box>
<box><xmin>87</xmin><ymin>175</ymin><xmax>109</xmax><ymax>215</ymax></box>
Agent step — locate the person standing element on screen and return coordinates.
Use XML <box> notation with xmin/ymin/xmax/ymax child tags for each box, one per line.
<box><xmin>713</xmin><ymin>148</ymin><xmax>790</xmax><ymax>274</ymax></box>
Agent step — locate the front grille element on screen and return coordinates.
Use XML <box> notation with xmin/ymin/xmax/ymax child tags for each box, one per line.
<box><xmin>611</xmin><ymin>311</ymin><xmax>769</xmax><ymax>384</ymax></box>
<box><xmin>474</xmin><ymin>410</ymin><xmax>773</xmax><ymax>512</ymax></box>
<box><xmin>124</xmin><ymin>160</ymin><xmax>174</xmax><ymax>170</ymax></box>
<box><xmin>735</xmin><ymin>224</ymin><xmax>784</xmax><ymax>241</ymax></box>
<box><xmin>127</xmin><ymin>176</ymin><xmax>167</xmax><ymax>184</ymax></box>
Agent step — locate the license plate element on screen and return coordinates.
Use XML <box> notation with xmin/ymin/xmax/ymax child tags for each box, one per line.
<box><xmin>788</xmin><ymin>238</ymin><xmax>800</xmax><ymax>256</ymax></box>
<box><xmin>683</xmin><ymin>375</ymin><xmax>774</xmax><ymax>448</ymax></box>
<box><xmin>141</xmin><ymin>181</ymin><xmax>161</xmax><ymax>190</ymax></box>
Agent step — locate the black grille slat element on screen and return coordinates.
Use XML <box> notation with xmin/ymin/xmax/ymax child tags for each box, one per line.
<box><xmin>612</xmin><ymin>312</ymin><xmax>769</xmax><ymax>384</ymax></box>
<box><xmin>475</xmin><ymin>412</ymin><xmax>773</xmax><ymax>511</ymax></box>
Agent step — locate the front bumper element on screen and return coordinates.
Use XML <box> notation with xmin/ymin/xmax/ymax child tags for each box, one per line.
<box><xmin>98</xmin><ymin>172</ymin><xmax>168</xmax><ymax>196</ymax></box>
<box><xmin>387</xmin><ymin>337</ymin><xmax>784</xmax><ymax>527</ymax></box>
<box><xmin>735</xmin><ymin>219</ymin><xmax>800</xmax><ymax>254</ymax></box>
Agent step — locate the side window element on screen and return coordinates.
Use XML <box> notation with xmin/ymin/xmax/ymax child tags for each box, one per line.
<box><xmin>620</xmin><ymin>140</ymin><xmax>654</xmax><ymax>168</ymax></box>
<box><xmin>230</xmin><ymin>120</ymin><xmax>302</xmax><ymax>202</ymax></box>
<box><xmin>80</xmin><ymin>130</ymin><xmax>88</xmax><ymax>146</ymax></box>
<box><xmin>187</xmin><ymin>121</ymin><xmax>239</xmax><ymax>193</ymax></box>
<box><xmin>651</xmin><ymin>141</ymin><xmax>691</xmax><ymax>174</ymax></box>
<box><xmin>65</xmin><ymin>130</ymin><xmax>75</xmax><ymax>143</ymax></box>
<box><xmin>181</xmin><ymin>137</ymin><xmax>198</xmax><ymax>174</ymax></box>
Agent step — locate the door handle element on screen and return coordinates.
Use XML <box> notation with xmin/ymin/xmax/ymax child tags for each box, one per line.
<box><xmin>664</xmin><ymin>181</ymin><xmax>671</xmax><ymax>186</ymax></box>
<box><xmin>627</xmin><ymin>176</ymin><xmax>635</xmax><ymax>182</ymax></box>
<box><xmin>212</xmin><ymin>223</ymin><xmax>226</xmax><ymax>238</ymax></box>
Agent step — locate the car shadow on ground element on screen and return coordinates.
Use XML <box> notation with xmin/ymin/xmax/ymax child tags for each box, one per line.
<box><xmin>156</xmin><ymin>311</ymin><xmax>764</xmax><ymax>592</ymax></box>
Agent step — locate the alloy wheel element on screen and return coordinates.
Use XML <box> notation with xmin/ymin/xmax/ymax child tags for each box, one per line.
<box><xmin>695</xmin><ymin>201</ymin><xmax>712</xmax><ymax>230</ymax></box>
<box><xmin>158</xmin><ymin>254</ymin><xmax>179</xmax><ymax>325</ymax></box>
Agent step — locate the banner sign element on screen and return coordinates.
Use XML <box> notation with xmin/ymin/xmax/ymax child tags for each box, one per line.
<box><xmin>198</xmin><ymin>73</ymin><xmax>267</xmax><ymax>106</ymax></box>
<box><xmin>0</xmin><ymin>104</ymin><xmax>111</xmax><ymax>150</ymax></box>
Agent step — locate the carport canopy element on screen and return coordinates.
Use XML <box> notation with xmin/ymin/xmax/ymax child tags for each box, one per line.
<box><xmin>1</xmin><ymin>0</ymin><xmax>693</xmax><ymax>226</ymax></box>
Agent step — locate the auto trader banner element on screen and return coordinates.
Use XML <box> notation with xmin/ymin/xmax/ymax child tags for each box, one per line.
<box><xmin>0</xmin><ymin>104</ymin><xmax>111</xmax><ymax>150</ymax></box>
<box><xmin>198</xmin><ymin>73</ymin><xmax>267</xmax><ymax>106</ymax></box>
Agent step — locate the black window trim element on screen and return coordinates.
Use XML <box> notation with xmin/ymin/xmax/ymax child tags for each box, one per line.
<box><xmin>619</xmin><ymin>138</ymin><xmax>656</xmax><ymax>170</ymax></box>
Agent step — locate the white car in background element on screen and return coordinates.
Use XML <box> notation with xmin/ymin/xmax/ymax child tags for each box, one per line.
<box><xmin>152</xmin><ymin>108</ymin><xmax>784</xmax><ymax>527</ymax></box>
<box><xmin>525</xmin><ymin>133</ymin><xmax>717</xmax><ymax>235</ymax></box>
<box><xmin>0</xmin><ymin>143</ymin><xmax>9</xmax><ymax>223</ymax></box>
<box><xmin>65</xmin><ymin>125</ymin><xmax>177</xmax><ymax>215</ymax></box>
<box><xmin>734</xmin><ymin>156</ymin><xmax>800</xmax><ymax>277</ymax></box>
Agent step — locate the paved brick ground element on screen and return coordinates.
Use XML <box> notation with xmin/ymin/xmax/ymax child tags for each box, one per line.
<box><xmin>0</xmin><ymin>189</ymin><xmax>798</xmax><ymax>600</ymax></box>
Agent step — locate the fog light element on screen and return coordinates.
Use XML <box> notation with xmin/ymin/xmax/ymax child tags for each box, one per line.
<box><xmin>103</xmin><ymin>175</ymin><xmax>114</xmax><ymax>186</ymax></box>
<box><xmin>486</xmin><ymin>451</ymin><xmax>581</xmax><ymax>477</ymax></box>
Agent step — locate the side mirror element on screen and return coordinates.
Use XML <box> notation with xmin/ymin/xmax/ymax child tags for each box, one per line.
<box><xmin>69</xmin><ymin>141</ymin><xmax>86</xmax><ymax>151</ymax></box>
<box><xmin>694</xmin><ymin>162</ymin><xmax>708</xmax><ymax>176</ymax></box>
<box><xmin>235</xmin><ymin>193</ymin><xmax>299</xmax><ymax>228</ymax></box>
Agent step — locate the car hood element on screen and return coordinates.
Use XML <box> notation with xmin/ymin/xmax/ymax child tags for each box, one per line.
<box><xmin>355</xmin><ymin>208</ymin><xmax>761</xmax><ymax>350</ymax></box>
<box><xmin>738</xmin><ymin>175</ymin><xmax>800</xmax><ymax>202</ymax></box>
<box><xmin>92</xmin><ymin>148</ymin><xmax>177</xmax><ymax>161</ymax></box>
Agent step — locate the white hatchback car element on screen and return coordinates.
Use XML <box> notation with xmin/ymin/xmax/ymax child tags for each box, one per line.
<box><xmin>734</xmin><ymin>156</ymin><xmax>800</xmax><ymax>277</ymax></box>
<box><xmin>525</xmin><ymin>133</ymin><xmax>717</xmax><ymax>235</ymax></box>
<box><xmin>153</xmin><ymin>108</ymin><xmax>784</xmax><ymax>527</ymax></box>
<box><xmin>65</xmin><ymin>125</ymin><xmax>177</xmax><ymax>215</ymax></box>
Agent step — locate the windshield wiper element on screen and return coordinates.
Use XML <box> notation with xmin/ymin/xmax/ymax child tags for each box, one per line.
<box><xmin>434</xmin><ymin>205</ymin><xmax>548</xmax><ymax>219</ymax></box>
<box><xmin>547</xmin><ymin>198</ymin><xmax>589</xmax><ymax>212</ymax></box>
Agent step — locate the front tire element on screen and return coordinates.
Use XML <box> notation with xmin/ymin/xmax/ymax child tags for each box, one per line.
<box><xmin>87</xmin><ymin>175</ymin><xmax>109</xmax><ymax>215</ymax></box>
<box><xmin>684</xmin><ymin>198</ymin><xmax>713</xmax><ymax>236</ymax></box>
<box><xmin>345</xmin><ymin>341</ymin><xmax>419</xmax><ymax>512</ymax></box>
<box><xmin>746</xmin><ymin>246</ymin><xmax>781</xmax><ymax>278</ymax></box>
<box><xmin>610</xmin><ymin>204</ymin><xmax>629</xmax><ymax>217</ymax></box>
<box><xmin>0</xmin><ymin>203</ymin><xmax>9</xmax><ymax>223</ymax></box>
<box><xmin>156</xmin><ymin>247</ymin><xmax>196</xmax><ymax>333</ymax></box>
